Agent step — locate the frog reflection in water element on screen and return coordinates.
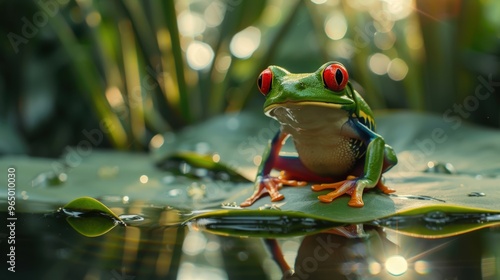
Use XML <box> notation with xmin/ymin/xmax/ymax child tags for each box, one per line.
<box><xmin>240</xmin><ymin>62</ymin><xmax>398</xmax><ymax>208</ymax></box>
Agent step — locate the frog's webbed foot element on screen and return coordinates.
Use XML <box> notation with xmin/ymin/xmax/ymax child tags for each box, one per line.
<box><xmin>312</xmin><ymin>176</ymin><xmax>394</xmax><ymax>207</ymax></box>
<box><xmin>240</xmin><ymin>174</ymin><xmax>307</xmax><ymax>207</ymax></box>
<box><xmin>376</xmin><ymin>179</ymin><xmax>395</xmax><ymax>194</ymax></box>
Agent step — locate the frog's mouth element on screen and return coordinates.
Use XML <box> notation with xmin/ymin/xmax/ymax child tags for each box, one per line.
<box><xmin>264</xmin><ymin>101</ymin><xmax>345</xmax><ymax>117</ymax></box>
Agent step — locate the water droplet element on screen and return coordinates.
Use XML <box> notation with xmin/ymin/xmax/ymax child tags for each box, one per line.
<box><xmin>168</xmin><ymin>189</ymin><xmax>182</xmax><ymax>197</ymax></box>
<box><xmin>221</xmin><ymin>202</ymin><xmax>241</xmax><ymax>209</ymax></box>
<box><xmin>32</xmin><ymin>171</ymin><xmax>67</xmax><ymax>187</ymax></box>
<box><xmin>119</xmin><ymin>214</ymin><xmax>144</xmax><ymax>223</ymax></box>
<box><xmin>468</xmin><ymin>192</ymin><xmax>486</xmax><ymax>197</ymax></box>
<box><xmin>423</xmin><ymin>211</ymin><xmax>450</xmax><ymax>224</ymax></box>
<box><xmin>258</xmin><ymin>203</ymin><xmax>285</xmax><ymax>210</ymax></box>
<box><xmin>99</xmin><ymin>195</ymin><xmax>131</xmax><ymax>204</ymax></box>
<box><xmin>179</xmin><ymin>162</ymin><xmax>191</xmax><ymax>174</ymax></box>
<box><xmin>424</xmin><ymin>161</ymin><xmax>455</xmax><ymax>174</ymax></box>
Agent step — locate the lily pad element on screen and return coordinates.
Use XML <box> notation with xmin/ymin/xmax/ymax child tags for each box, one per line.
<box><xmin>1</xmin><ymin>112</ymin><xmax>500</xmax><ymax>238</ymax></box>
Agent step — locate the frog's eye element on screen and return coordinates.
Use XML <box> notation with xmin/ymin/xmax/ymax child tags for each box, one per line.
<box><xmin>323</xmin><ymin>63</ymin><xmax>349</xmax><ymax>92</ymax></box>
<box><xmin>257</xmin><ymin>68</ymin><xmax>272</xmax><ymax>96</ymax></box>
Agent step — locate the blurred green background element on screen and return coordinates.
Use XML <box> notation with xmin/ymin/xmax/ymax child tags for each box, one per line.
<box><xmin>1</xmin><ymin>0</ymin><xmax>499</xmax><ymax>157</ymax></box>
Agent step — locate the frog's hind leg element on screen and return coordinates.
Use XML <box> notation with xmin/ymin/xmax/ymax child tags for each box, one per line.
<box><xmin>311</xmin><ymin>143</ymin><xmax>397</xmax><ymax>207</ymax></box>
<box><xmin>376</xmin><ymin>178</ymin><xmax>395</xmax><ymax>194</ymax></box>
<box><xmin>376</xmin><ymin>144</ymin><xmax>397</xmax><ymax>194</ymax></box>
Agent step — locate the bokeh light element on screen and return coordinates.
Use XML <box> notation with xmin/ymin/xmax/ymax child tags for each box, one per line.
<box><xmin>204</xmin><ymin>1</ymin><xmax>225</xmax><ymax>27</ymax></box>
<box><xmin>139</xmin><ymin>175</ymin><xmax>149</xmax><ymax>184</ymax></box>
<box><xmin>325</xmin><ymin>11</ymin><xmax>348</xmax><ymax>40</ymax></box>
<box><xmin>387</xmin><ymin>58</ymin><xmax>409</xmax><ymax>81</ymax></box>
<box><xmin>178</xmin><ymin>11</ymin><xmax>206</xmax><ymax>37</ymax></box>
<box><xmin>385</xmin><ymin>255</ymin><xmax>408</xmax><ymax>276</ymax></box>
<box><xmin>183</xmin><ymin>231</ymin><xmax>207</xmax><ymax>256</ymax></box>
<box><xmin>229</xmin><ymin>26</ymin><xmax>261</xmax><ymax>59</ymax></box>
<box><xmin>414</xmin><ymin>260</ymin><xmax>431</xmax><ymax>275</ymax></box>
<box><xmin>374</xmin><ymin>31</ymin><xmax>396</xmax><ymax>50</ymax></box>
<box><xmin>368</xmin><ymin>261</ymin><xmax>382</xmax><ymax>275</ymax></box>
<box><xmin>368</xmin><ymin>53</ymin><xmax>391</xmax><ymax>75</ymax></box>
<box><xmin>382</xmin><ymin>0</ymin><xmax>413</xmax><ymax>21</ymax></box>
<box><xmin>186</xmin><ymin>41</ymin><xmax>215</xmax><ymax>70</ymax></box>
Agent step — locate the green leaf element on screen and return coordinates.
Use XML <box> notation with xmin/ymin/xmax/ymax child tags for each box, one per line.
<box><xmin>62</xmin><ymin>197</ymin><xmax>124</xmax><ymax>237</ymax></box>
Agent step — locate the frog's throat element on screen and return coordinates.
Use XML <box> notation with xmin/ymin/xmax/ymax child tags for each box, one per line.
<box><xmin>264</xmin><ymin>101</ymin><xmax>344</xmax><ymax>116</ymax></box>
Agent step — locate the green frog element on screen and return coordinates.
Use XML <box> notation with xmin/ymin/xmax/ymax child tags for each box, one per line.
<box><xmin>240</xmin><ymin>62</ymin><xmax>398</xmax><ymax>208</ymax></box>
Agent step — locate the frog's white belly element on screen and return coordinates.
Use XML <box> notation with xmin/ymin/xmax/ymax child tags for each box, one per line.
<box><xmin>269</xmin><ymin>103</ymin><xmax>359</xmax><ymax>177</ymax></box>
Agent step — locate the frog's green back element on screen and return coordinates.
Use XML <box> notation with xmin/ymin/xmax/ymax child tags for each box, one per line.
<box><xmin>350</xmin><ymin>85</ymin><xmax>376</xmax><ymax>131</ymax></box>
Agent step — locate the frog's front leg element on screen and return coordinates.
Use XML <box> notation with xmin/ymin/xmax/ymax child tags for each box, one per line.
<box><xmin>240</xmin><ymin>131</ymin><xmax>308</xmax><ymax>207</ymax></box>
<box><xmin>312</xmin><ymin>120</ymin><xmax>397</xmax><ymax>207</ymax></box>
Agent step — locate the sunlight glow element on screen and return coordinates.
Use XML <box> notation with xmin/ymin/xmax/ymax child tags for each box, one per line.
<box><xmin>369</xmin><ymin>261</ymin><xmax>381</xmax><ymax>275</ymax></box>
<box><xmin>385</xmin><ymin>255</ymin><xmax>408</xmax><ymax>276</ymax></box>
<box><xmin>186</xmin><ymin>41</ymin><xmax>214</xmax><ymax>70</ymax></box>
<box><xmin>387</xmin><ymin>58</ymin><xmax>409</xmax><ymax>81</ymax></box>
<box><xmin>149</xmin><ymin>134</ymin><xmax>164</xmax><ymax>149</ymax></box>
<box><xmin>382</xmin><ymin>0</ymin><xmax>413</xmax><ymax>21</ymax></box>
<box><xmin>105</xmin><ymin>86</ymin><xmax>124</xmax><ymax>108</ymax></box>
<box><xmin>374</xmin><ymin>31</ymin><xmax>396</xmax><ymax>50</ymax></box>
<box><xmin>368</xmin><ymin>53</ymin><xmax>391</xmax><ymax>75</ymax></box>
<box><xmin>204</xmin><ymin>1</ymin><xmax>226</xmax><ymax>27</ymax></box>
<box><xmin>178</xmin><ymin>11</ymin><xmax>206</xmax><ymax>37</ymax></box>
<box><xmin>325</xmin><ymin>12</ymin><xmax>348</xmax><ymax>40</ymax></box>
<box><xmin>229</xmin><ymin>26</ymin><xmax>261</xmax><ymax>59</ymax></box>
<box><xmin>139</xmin><ymin>175</ymin><xmax>149</xmax><ymax>184</ymax></box>
<box><xmin>212</xmin><ymin>153</ymin><xmax>220</xmax><ymax>163</ymax></box>
<box><xmin>414</xmin><ymin>260</ymin><xmax>431</xmax><ymax>275</ymax></box>
<box><xmin>183</xmin><ymin>231</ymin><xmax>207</xmax><ymax>256</ymax></box>
<box><xmin>215</xmin><ymin>55</ymin><xmax>232</xmax><ymax>73</ymax></box>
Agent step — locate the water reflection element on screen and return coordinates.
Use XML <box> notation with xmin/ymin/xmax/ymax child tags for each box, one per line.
<box><xmin>2</xmin><ymin>200</ymin><xmax>499</xmax><ymax>280</ymax></box>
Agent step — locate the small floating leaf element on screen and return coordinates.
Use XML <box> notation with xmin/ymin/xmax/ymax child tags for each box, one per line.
<box><xmin>66</xmin><ymin>214</ymin><xmax>118</xmax><ymax>237</ymax></box>
<box><xmin>62</xmin><ymin>197</ymin><xmax>124</xmax><ymax>237</ymax></box>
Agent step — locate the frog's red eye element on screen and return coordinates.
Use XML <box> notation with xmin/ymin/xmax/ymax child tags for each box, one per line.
<box><xmin>323</xmin><ymin>63</ymin><xmax>349</xmax><ymax>92</ymax></box>
<box><xmin>257</xmin><ymin>68</ymin><xmax>272</xmax><ymax>96</ymax></box>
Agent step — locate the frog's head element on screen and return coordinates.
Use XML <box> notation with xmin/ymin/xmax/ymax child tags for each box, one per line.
<box><xmin>257</xmin><ymin>62</ymin><xmax>356</xmax><ymax>116</ymax></box>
